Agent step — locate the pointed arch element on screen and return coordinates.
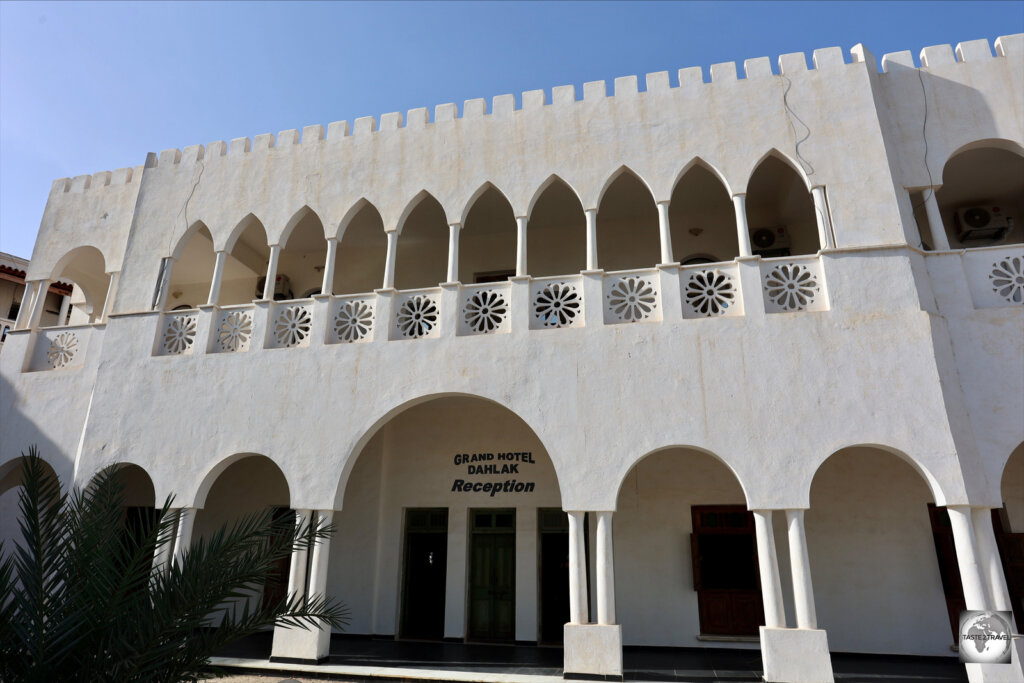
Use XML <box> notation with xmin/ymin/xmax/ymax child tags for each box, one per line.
<box><xmin>458</xmin><ymin>181</ymin><xmax>513</xmax><ymax>227</ymax></box>
<box><xmin>527</xmin><ymin>174</ymin><xmax>584</xmax><ymax>220</ymax></box>
<box><xmin>595</xmin><ymin>165</ymin><xmax>657</xmax><ymax>209</ymax></box>
<box><xmin>334</xmin><ymin>199</ymin><xmax>387</xmax><ymax>296</ymax></box>
<box><xmin>743</xmin><ymin>149</ymin><xmax>812</xmax><ymax>194</ymax></box>
<box><xmin>336</xmin><ymin>198</ymin><xmax>382</xmax><ymax>241</ymax></box>
<box><xmin>279</xmin><ymin>205</ymin><xmax>327</xmax><ymax>247</ymax></box>
<box><xmin>170</xmin><ymin>221</ymin><xmax>212</xmax><ymax>261</ymax></box>
<box><xmin>394</xmin><ymin>191</ymin><xmax>448</xmax><ymax>289</ymax></box>
<box><xmin>745</xmin><ymin>150</ymin><xmax>818</xmax><ymax>255</ymax></box>
<box><xmin>221</xmin><ymin>213</ymin><xmax>267</xmax><ymax>254</ymax></box>
<box><xmin>670</xmin><ymin>159</ymin><xmax>738</xmax><ymax>263</ymax></box>
<box><xmin>597</xmin><ymin>165</ymin><xmax>660</xmax><ymax>271</ymax></box>
<box><xmin>670</xmin><ymin>157</ymin><xmax>733</xmax><ymax>198</ymax></box>
<box><xmin>49</xmin><ymin>245</ymin><xmax>109</xmax><ymax>324</ymax></box>
<box><xmin>396</xmin><ymin>190</ymin><xmax>447</xmax><ymax>235</ymax></box>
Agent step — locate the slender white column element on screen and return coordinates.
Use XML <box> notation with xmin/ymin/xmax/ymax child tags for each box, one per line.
<box><xmin>657</xmin><ymin>201</ymin><xmax>674</xmax><ymax>264</ymax></box>
<box><xmin>14</xmin><ymin>281</ymin><xmax>38</xmax><ymax>329</ymax></box>
<box><xmin>947</xmin><ymin>506</ymin><xmax>990</xmax><ymax>610</ymax></box>
<box><xmin>322</xmin><ymin>238</ymin><xmax>338</xmax><ymax>296</ymax></box>
<box><xmin>207</xmin><ymin>251</ymin><xmax>228</xmax><ymax>305</ymax></box>
<box><xmin>99</xmin><ymin>272</ymin><xmax>119</xmax><ymax>322</ymax></box>
<box><xmin>596</xmin><ymin>511</ymin><xmax>616</xmax><ymax>625</ymax></box>
<box><xmin>753</xmin><ymin>509</ymin><xmax>786</xmax><ymax>628</ymax></box>
<box><xmin>515</xmin><ymin>216</ymin><xmax>528</xmax><ymax>277</ymax></box>
<box><xmin>585</xmin><ymin>209</ymin><xmax>598</xmax><ymax>270</ymax></box>
<box><xmin>307</xmin><ymin>510</ymin><xmax>334</xmax><ymax>600</ymax></box>
<box><xmin>27</xmin><ymin>279</ymin><xmax>51</xmax><ymax>329</ymax></box>
<box><xmin>972</xmin><ymin>508</ymin><xmax>1012</xmax><ymax>611</ymax></box>
<box><xmin>733</xmin><ymin>194</ymin><xmax>752</xmax><ymax>257</ymax></box>
<box><xmin>567</xmin><ymin>510</ymin><xmax>588</xmax><ymax>624</ymax></box>
<box><xmin>785</xmin><ymin>509</ymin><xmax>818</xmax><ymax>629</ymax></box>
<box><xmin>57</xmin><ymin>295</ymin><xmax>71</xmax><ymax>326</ymax></box>
<box><xmin>263</xmin><ymin>244</ymin><xmax>281</xmax><ymax>300</ymax></box>
<box><xmin>446</xmin><ymin>223</ymin><xmax>461</xmax><ymax>283</ymax></box>
<box><xmin>382</xmin><ymin>231</ymin><xmax>398</xmax><ymax>289</ymax></box>
<box><xmin>287</xmin><ymin>509</ymin><xmax>312</xmax><ymax>602</ymax></box>
<box><xmin>811</xmin><ymin>186</ymin><xmax>834</xmax><ymax>250</ymax></box>
<box><xmin>172</xmin><ymin>507</ymin><xmax>197</xmax><ymax>568</ymax></box>
<box><xmin>923</xmin><ymin>189</ymin><xmax>951</xmax><ymax>251</ymax></box>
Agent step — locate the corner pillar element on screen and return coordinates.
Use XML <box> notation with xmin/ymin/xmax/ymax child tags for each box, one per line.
<box><xmin>26</xmin><ymin>279</ymin><xmax>51</xmax><ymax>329</ymax></box>
<box><xmin>811</xmin><ymin>186</ymin><xmax>835</xmax><ymax>249</ymax></box>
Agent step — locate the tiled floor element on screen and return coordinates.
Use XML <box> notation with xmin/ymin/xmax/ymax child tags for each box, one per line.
<box><xmin>215</xmin><ymin>634</ymin><xmax>969</xmax><ymax>682</ymax></box>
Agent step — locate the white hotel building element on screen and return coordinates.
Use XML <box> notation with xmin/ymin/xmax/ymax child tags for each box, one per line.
<box><xmin>1</xmin><ymin>35</ymin><xmax>1023</xmax><ymax>683</ymax></box>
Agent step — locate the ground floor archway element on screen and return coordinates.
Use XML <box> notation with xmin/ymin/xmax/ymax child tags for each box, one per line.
<box><xmin>330</xmin><ymin>396</ymin><xmax>563</xmax><ymax>644</ymax></box>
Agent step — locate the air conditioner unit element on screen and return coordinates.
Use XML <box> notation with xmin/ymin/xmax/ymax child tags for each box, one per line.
<box><xmin>256</xmin><ymin>273</ymin><xmax>293</xmax><ymax>301</ymax></box>
<box><xmin>749</xmin><ymin>226</ymin><xmax>791</xmax><ymax>258</ymax></box>
<box><xmin>955</xmin><ymin>205</ymin><xmax>1013</xmax><ymax>243</ymax></box>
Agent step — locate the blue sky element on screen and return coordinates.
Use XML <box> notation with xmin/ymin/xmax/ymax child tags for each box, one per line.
<box><xmin>1</xmin><ymin>1</ymin><xmax>1022</xmax><ymax>259</ymax></box>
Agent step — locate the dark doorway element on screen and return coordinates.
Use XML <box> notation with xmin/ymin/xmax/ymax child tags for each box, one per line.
<box><xmin>994</xmin><ymin>509</ymin><xmax>1024</xmax><ymax>631</ymax></box>
<box><xmin>468</xmin><ymin>509</ymin><xmax>516</xmax><ymax>642</ymax></box>
<box><xmin>690</xmin><ymin>505</ymin><xmax>764</xmax><ymax>636</ymax></box>
<box><xmin>538</xmin><ymin>508</ymin><xmax>569</xmax><ymax>643</ymax></box>
<box><xmin>400</xmin><ymin>508</ymin><xmax>449</xmax><ymax>640</ymax></box>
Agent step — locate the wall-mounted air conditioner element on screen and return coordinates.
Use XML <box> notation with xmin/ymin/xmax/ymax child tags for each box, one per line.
<box><xmin>955</xmin><ymin>205</ymin><xmax>1013</xmax><ymax>243</ymax></box>
<box><xmin>256</xmin><ymin>274</ymin><xmax>293</xmax><ymax>301</ymax></box>
<box><xmin>749</xmin><ymin>226</ymin><xmax>791</xmax><ymax>258</ymax></box>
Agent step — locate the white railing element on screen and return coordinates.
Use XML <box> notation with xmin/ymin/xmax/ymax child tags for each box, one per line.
<box><xmin>137</xmin><ymin>256</ymin><xmax>845</xmax><ymax>361</ymax></box>
<box><xmin>330</xmin><ymin>294</ymin><xmax>375</xmax><ymax>343</ymax></box>
<box><xmin>458</xmin><ymin>282</ymin><xmax>511</xmax><ymax>336</ymax></box>
<box><xmin>962</xmin><ymin>245</ymin><xmax>1024</xmax><ymax>309</ymax></box>
<box><xmin>760</xmin><ymin>256</ymin><xmax>828</xmax><ymax>314</ymax></box>
<box><xmin>530</xmin><ymin>275</ymin><xmax>584</xmax><ymax>330</ymax></box>
<box><xmin>28</xmin><ymin>325</ymin><xmax>91</xmax><ymax>371</ymax></box>
<box><xmin>157</xmin><ymin>309</ymin><xmax>199</xmax><ymax>356</ymax></box>
<box><xmin>602</xmin><ymin>269</ymin><xmax>661</xmax><ymax>324</ymax></box>
<box><xmin>392</xmin><ymin>288</ymin><xmax>442</xmax><ymax>340</ymax></box>
<box><xmin>213</xmin><ymin>305</ymin><xmax>256</xmax><ymax>353</ymax></box>
<box><xmin>267</xmin><ymin>299</ymin><xmax>315</xmax><ymax>349</ymax></box>
<box><xmin>680</xmin><ymin>263</ymin><xmax>742</xmax><ymax>318</ymax></box>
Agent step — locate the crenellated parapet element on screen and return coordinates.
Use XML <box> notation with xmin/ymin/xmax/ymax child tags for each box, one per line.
<box><xmin>27</xmin><ymin>164</ymin><xmax>144</xmax><ymax>282</ymax></box>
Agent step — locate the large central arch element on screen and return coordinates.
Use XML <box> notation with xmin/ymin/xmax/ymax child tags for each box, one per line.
<box><xmin>329</xmin><ymin>394</ymin><xmax>566</xmax><ymax>645</ymax></box>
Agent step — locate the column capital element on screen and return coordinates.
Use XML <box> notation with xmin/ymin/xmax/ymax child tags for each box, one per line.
<box><xmin>448</xmin><ymin>222</ymin><xmax>462</xmax><ymax>230</ymax></box>
<box><xmin>731</xmin><ymin>192</ymin><xmax>747</xmax><ymax>199</ymax></box>
<box><xmin>325</xmin><ymin>236</ymin><xmax>339</xmax><ymax>244</ymax></box>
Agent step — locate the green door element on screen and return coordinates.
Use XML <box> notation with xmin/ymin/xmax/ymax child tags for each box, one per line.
<box><xmin>468</xmin><ymin>509</ymin><xmax>516</xmax><ymax>641</ymax></box>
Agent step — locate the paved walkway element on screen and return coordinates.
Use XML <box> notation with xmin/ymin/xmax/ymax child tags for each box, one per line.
<box><xmin>211</xmin><ymin>634</ymin><xmax>969</xmax><ymax>682</ymax></box>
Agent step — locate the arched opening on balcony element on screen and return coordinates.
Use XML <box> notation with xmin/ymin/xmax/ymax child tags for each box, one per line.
<box><xmin>597</xmin><ymin>169</ymin><xmax>659</xmax><ymax>271</ymax></box>
<box><xmin>49</xmin><ymin>246</ymin><xmax>109</xmax><ymax>325</ymax></box>
<box><xmin>460</xmin><ymin>185</ymin><xmax>516</xmax><ymax>283</ymax></box>
<box><xmin>219</xmin><ymin>215</ymin><xmax>271</xmax><ymax>306</ymax></box>
<box><xmin>999</xmin><ymin>442</ymin><xmax>1024</xmax><ymax>630</ymax></box>
<box><xmin>527</xmin><ymin>176</ymin><xmax>586</xmax><ymax>277</ymax></box>
<box><xmin>395</xmin><ymin>193</ymin><xmax>448</xmax><ymax>290</ymax></box>
<box><xmin>277</xmin><ymin>207</ymin><xmax>327</xmax><ymax>300</ymax></box>
<box><xmin>669</xmin><ymin>162</ymin><xmax>738</xmax><ymax>265</ymax></box>
<box><xmin>916</xmin><ymin>143</ymin><xmax>1024</xmax><ymax>250</ymax></box>
<box><xmin>745</xmin><ymin>154</ymin><xmax>818</xmax><ymax>257</ymax></box>
<box><xmin>335</xmin><ymin>201</ymin><xmax>387</xmax><ymax>295</ymax></box>
<box><xmin>164</xmin><ymin>222</ymin><xmax>215</xmax><ymax>310</ymax></box>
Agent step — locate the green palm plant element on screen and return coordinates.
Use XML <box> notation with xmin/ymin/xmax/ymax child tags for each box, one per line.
<box><xmin>0</xmin><ymin>448</ymin><xmax>349</xmax><ymax>682</ymax></box>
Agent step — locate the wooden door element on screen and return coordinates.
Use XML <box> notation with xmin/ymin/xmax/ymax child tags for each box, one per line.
<box><xmin>468</xmin><ymin>509</ymin><xmax>516</xmax><ymax>641</ymax></box>
<box><xmin>690</xmin><ymin>506</ymin><xmax>764</xmax><ymax>636</ymax></box>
